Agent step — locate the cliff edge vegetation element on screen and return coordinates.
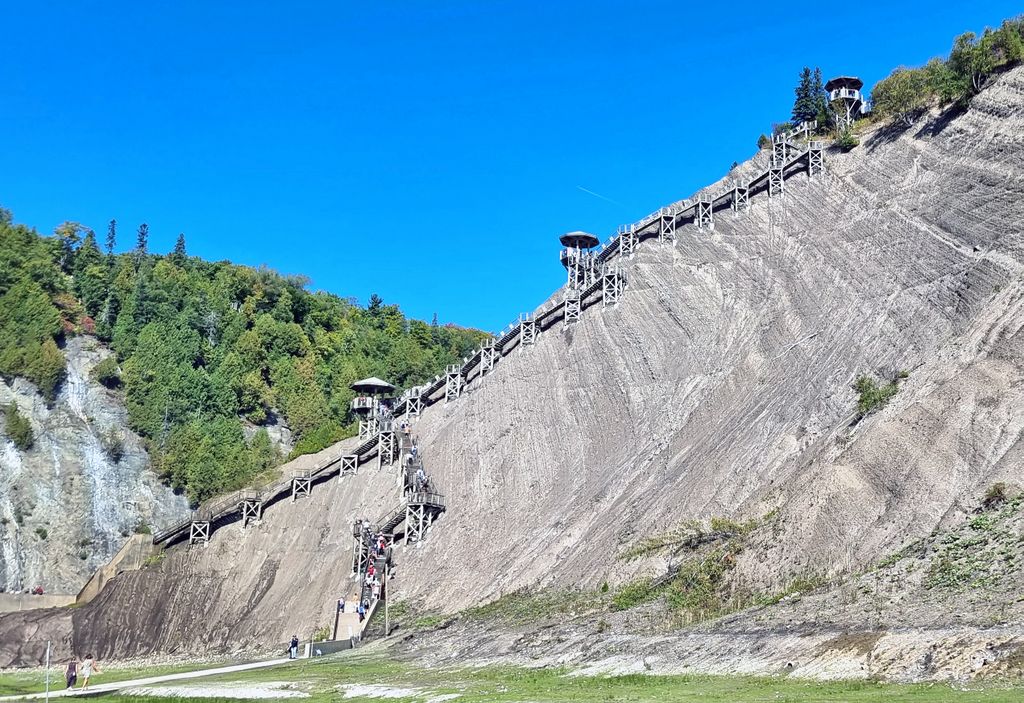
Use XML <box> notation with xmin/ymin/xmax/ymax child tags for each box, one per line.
<box><xmin>0</xmin><ymin>211</ymin><xmax>487</xmax><ymax>503</ymax></box>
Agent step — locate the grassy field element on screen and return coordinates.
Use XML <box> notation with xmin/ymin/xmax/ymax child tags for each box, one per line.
<box><xmin>43</xmin><ymin>651</ymin><xmax>1024</xmax><ymax>703</ymax></box>
<box><xmin>0</xmin><ymin>659</ymin><xmax>233</xmax><ymax>697</ymax></box>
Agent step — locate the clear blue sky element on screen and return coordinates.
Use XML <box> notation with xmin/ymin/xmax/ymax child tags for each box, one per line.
<box><xmin>1</xmin><ymin>2</ymin><xmax>1018</xmax><ymax>332</ymax></box>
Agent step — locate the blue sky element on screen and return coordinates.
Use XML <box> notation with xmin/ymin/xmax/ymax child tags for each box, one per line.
<box><xmin>2</xmin><ymin>1</ymin><xmax>1018</xmax><ymax>332</ymax></box>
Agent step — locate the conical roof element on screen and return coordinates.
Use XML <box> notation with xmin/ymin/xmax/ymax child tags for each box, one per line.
<box><xmin>824</xmin><ymin>76</ymin><xmax>863</xmax><ymax>91</ymax></box>
<box><xmin>351</xmin><ymin>377</ymin><xmax>395</xmax><ymax>394</ymax></box>
<box><xmin>559</xmin><ymin>231</ymin><xmax>600</xmax><ymax>249</ymax></box>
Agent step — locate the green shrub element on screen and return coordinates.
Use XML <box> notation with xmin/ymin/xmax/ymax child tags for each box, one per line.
<box><xmin>35</xmin><ymin>527</ymin><xmax>48</xmax><ymax>540</ymax></box>
<box><xmin>871</xmin><ymin>67</ymin><xmax>930</xmax><ymax>125</ymax></box>
<box><xmin>983</xmin><ymin>482</ymin><xmax>1010</xmax><ymax>509</ymax></box>
<box><xmin>26</xmin><ymin>339</ymin><xmax>67</xmax><ymax>402</ymax></box>
<box><xmin>620</xmin><ymin>519</ymin><xmax>706</xmax><ymax>560</ymax></box>
<box><xmin>853</xmin><ymin>374</ymin><xmax>902</xmax><ymax>417</ymax></box>
<box><xmin>413</xmin><ymin>614</ymin><xmax>446</xmax><ymax>629</ymax></box>
<box><xmin>868</xmin><ymin>17</ymin><xmax>1024</xmax><ymax>128</ymax></box>
<box><xmin>288</xmin><ymin>421</ymin><xmax>346</xmax><ymax>460</ymax></box>
<box><xmin>835</xmin><ymin>129</ymin><xmax>859</xmax><ymax>152</ymax></box>
<box><xmin>665</xmin><ymin>549</ymin><xmax>735</xmax><ymax>612</ymax></box>
<box><xmin>611</xmin><ymin>578</ymin><xmax>664</xmax><ymax>611</ymax></box>
<box><xmin>91</xmin><ymin>356</ymin><xmax>122</xmax><ymax>388</ymax></box>
<box><xmin>134</xmin><ymin>522</ymin><xmax>152</xmax><ymax>535</ymax></box>
<box><xmin>312</xmin><ymin>625</ymin><xmax>331</xmax><ymax>641</ymax></box>
<box><xmin>101</xmin><ymin>428</ymin><xmax>125</xmax><ymax>463</ymax></box>
<box><xmin>3</xmin><ymin>402</ymin><xmax>34</xmax><ymax>450</ymax></box>
<box><xmin>709</xmin><ymin>516</ymin><xmax>756</xmax><ymax>536</ymax></box>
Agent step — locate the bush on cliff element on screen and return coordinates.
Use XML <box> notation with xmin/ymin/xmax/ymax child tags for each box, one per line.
<box><xmin>871</xmin><ymin>16</ymin><xmax>1024</xmax><ymax>125</ymax></box>
<box><xmin>3</xmin><ymin>402</ymin><xmax>34</xmax><ymax>451</ymax></box>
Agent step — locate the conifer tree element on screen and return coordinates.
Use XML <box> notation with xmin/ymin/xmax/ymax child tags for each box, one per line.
<box><xmin>106</xmin><ymin>219</ymin><xmax>117</xmax><ymax>256</ymax></box>
<box><xmin>791</xmin><ymin>67</ymin><xmax>818</xmax><ymax>125</ymax></box>
<box><xmin>135</xmin><ymin>223</ymin><xmax>149</xmax><ymax>254</ymax></box>
<box><xmin>812</xmin><ymin>67</ymin><xmax>829</xmax><ymax>126</ymax></box>
<box><xmin>134</xmin><ymin>223</ymin><xmax>149</xmax><ymax>267</ymax></box>
<box><xmin>172</xmin><ymin>233</ymin><xmax>187</xmax><ymax>262</ymax></box>
<box><xmin>73</xmin><ymin>230</ymin><xmax>107</xmax><ymax>316</ymax></box>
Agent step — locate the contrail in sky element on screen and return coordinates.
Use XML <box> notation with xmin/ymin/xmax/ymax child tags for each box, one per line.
<box><xmin>576</xmin><ymin>186</ymin><xmax>624</xmax><ymax>207</ymax></box>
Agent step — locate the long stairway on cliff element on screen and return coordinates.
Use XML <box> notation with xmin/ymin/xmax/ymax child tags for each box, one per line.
<box><xmin>152</xmin><ymin>122</ymin><xmax>825</xmax><ymax>550</ymax></box>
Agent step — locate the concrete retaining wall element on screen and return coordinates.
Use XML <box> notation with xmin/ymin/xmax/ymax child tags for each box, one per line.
<box><xmin>311</xmin><ymin>638</ymin><xmax>356</xmax><ymax>657</ymax></box>
<box><xmin>0</xmin><ymin>594</ymin><xmax>75</xmax><ymax>613</ymax></box>
<box><xmin>76</xmin><ymin>534</ymin><xmax>158</xmax><ymax>606</ymax></box>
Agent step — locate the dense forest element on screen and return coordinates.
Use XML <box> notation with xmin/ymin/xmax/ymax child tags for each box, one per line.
<box><xmin>0</xmin><ymin>209</ymin><xmax>488</xmax><ymax>502</ymax></box>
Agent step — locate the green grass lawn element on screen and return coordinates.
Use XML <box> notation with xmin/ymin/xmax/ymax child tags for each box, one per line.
<box><xmin>0</xmin><ymin>659</ymin><xmax>234</xmax><ymax>697</ymax></box>
<box><xmin>61</xmin><ymin>651</ymin><xmax>1024</xmax><ymax>702</ymax></box>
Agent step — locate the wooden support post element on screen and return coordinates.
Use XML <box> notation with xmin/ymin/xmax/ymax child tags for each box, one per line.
<box><xmin>659</xmin><ymin>206</ymin><xmax>677</xmax><ymax>243</ymax></box>
<box><xmin>189</xmin><ymin>520</ymin><xmax>210</xmax><ymax>546</ymax></box>
<box><xmin>732</xmin><ymin>184</ymin><xmax>749</xmax><ymax>211</ymax></box>
<box><xmin>444</xmin><ymin>364</ymin><xmax>463</xmax><ymax>402</ymax></box>
<box><xmin>772</xmin><ymin>136</ymin><xmax>788</xmax><ymax>164</ymax></box>
<box><xmin>564</xmin><ymin>289</ymin><xmax>581</xmax><ymax>327</ymax></box>
<box><xmin>378</xmin><ymin>431</ymin><xmax>396</xmax><ymax>469</ymax></box>
<box><xmin>768</xmin><ymin>160</ymin><xmax>784</xmax><ymax>197</ymax></box>
<box><xmin>406</xmin><ymin>390</ymin><xmax>422</xmax><ymax>417</ymax></box>
<box><xmin>602</xmin><ymin>265</ymin><xmax>624</xmax><ymax>307</ymax></box>
<box><xmin>696</xmin><ymin>197</ymin><xmax>714</xmax><ymax>231</ymax></box>
<box><xmin>808</xmin><ymin>141</ymin><xmax>824</xmax><ymax>177</ymax></box>
<box><xmin>619</xmin><ymin>223</ymin><xmax>637</xmax><ymax>258</ymax></box>
<box><xmin>340</xmin><ymin>455</ymin><xmax>358</xmax><ymax>479</ymax></box>
<box><xmin>519</xmin><ymin>313</ymin><xmax>536</xmax><ymax>350</ymax></box>
<box><xmin>358</xmin><ymin>417</ymin><xmax>378</xmax><ymax>441</ymax></box>
<box><xmin>351</xmin><ymin>524</ymin><xmax>365</xmax><ymax>574</ymax></box>
<box><xmin>292</xmin><ymin>474</ymin><xmax>311</xmax><ymax>500</ymax></box>
<box><xmin>241</xmin><ymin>499</ymin><xmax>262</xmax><ymax>528</ymax></box>
<box><xmin>480</xmin><ymin>340</ymin><xmax>497</xmax><ymax>375</ymax></box>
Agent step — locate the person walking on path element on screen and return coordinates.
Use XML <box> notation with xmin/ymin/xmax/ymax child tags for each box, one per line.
<box><xmin>338</xmin><ymin>596</ymin><xmax>346</xmax><ymax>613</ymax></box>
<box><xmin>357</xmin><ymin>601</ymin><xmax>366</xmax><ymax>623</ymax></box>
<box><xmin>79</xmin><ymin>654</ymin><xmax>100</xmax><ymax>690</ymax></box>
<box><xmin>289</xmin><ymin>635</ymin><xmax>299</xmax><ymax>660</ymax></box>
<box><xmin>64</xmin><ymin>659</ymin><xmax>78</xmax><ymax>689</ymax></box>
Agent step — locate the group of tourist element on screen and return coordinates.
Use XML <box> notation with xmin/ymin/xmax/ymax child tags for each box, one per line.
<box><xmin>64</xmin><ymin>654</ymin><xmax>100</xmax><ymax>690</ymax></box>
<box><xmin>402</xmin><ymin>441</ymin><xmax>433</xmax><ymax>493</ymax></box>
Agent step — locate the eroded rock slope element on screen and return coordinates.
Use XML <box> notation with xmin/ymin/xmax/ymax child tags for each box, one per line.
<box><xmin>2</xmin><ymin>65</ymin><xmax>1023</xmax><ymax>669</ymax></box>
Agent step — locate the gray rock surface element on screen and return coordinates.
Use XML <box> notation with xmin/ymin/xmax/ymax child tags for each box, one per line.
<box><xmin>0</xmin><ymin>337</ymin><xmax>189</xmax><ymax>594</ymax></box>
<box><xmin>2</xmin><ymin>66</ymin><xmax>1023</xmax><ymax>678</ymax></box>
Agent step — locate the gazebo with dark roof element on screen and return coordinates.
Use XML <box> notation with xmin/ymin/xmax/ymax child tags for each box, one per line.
<box><xmin>825</xmin><ymin>75</ymin><xmax>866</xmax><ymax>129</ymax></box>
<box><xmin>824</xmin><ymin>76</ymin><xmax>864</xmax><ymax>93</ymax></box>
<box><xmin>559</xmin><ymin>230</ymin><xmax>600</xmax><ymax>250</ymax></box>
<box><xmin>350</xmin><ymin>377</ymin><xmax>395</xmax><ymax>395</ymax></box>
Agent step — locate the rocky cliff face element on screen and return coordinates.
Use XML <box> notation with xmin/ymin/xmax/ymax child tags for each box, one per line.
<box><xmin>2</xmin><ymin>66</ymin><xmax>1023</xmax><ymax>674</ymax></box>
<box><xmin>0</xmin><ymin>337</ymin><xmax>189</xmax><ymax>594</ymax></box>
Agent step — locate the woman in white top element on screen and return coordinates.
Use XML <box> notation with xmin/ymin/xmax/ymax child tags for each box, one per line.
<box><xmin>80</xmin><ymin>654</ymin><xmax>101</xmax><ymax>690</ymax></box>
